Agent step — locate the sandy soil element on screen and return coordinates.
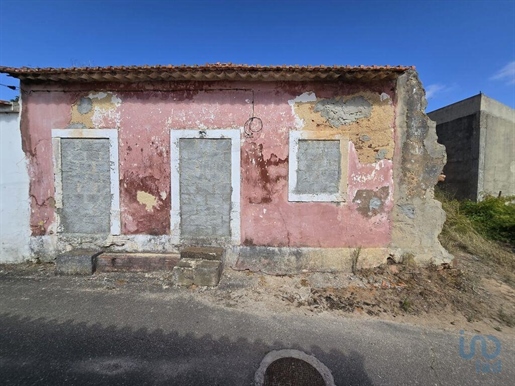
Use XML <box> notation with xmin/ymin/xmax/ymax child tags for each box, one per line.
<box><xmin>199</xmin><ymin>252</ymin><xmax>515</xmax><ymax>337</ymax></box>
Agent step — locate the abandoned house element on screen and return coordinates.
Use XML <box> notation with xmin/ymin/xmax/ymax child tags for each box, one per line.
<box><xmin>428</xmin><ymin>93</ymin><xmax>515</xmax><ymax>201</ymax></box>
<box><xmin>0</xmin><ymin>64</ymin><xmax>451</xmax><ymax>281</ymax></box>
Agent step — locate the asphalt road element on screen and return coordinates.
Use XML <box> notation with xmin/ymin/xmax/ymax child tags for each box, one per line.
<box><xmin>0</xmin><ymin>271</ymin><xmax>513</xmax><ymax>385</ymax></box>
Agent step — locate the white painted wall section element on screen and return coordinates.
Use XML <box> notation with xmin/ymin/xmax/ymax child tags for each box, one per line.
<box><xmin>0</xmin><ymin>106</ymin><xmax>31</xmax><ymax>262</ymax></box>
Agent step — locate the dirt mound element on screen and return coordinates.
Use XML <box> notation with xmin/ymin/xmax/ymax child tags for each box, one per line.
<box><xmin>201</xmin><ymin>250</ymin><xmax>515</xmax><ymax>335</ymax></box>
<box><xmin>305</xmin><ymin>261</ymin><xmax>482</xmax><ymax>319</ymax></box>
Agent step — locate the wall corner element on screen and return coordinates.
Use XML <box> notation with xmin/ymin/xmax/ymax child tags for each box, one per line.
<box><xmin>390</xmin><ymin>70</ymin><xmax>453</xmax><ymax>265</ymax></box>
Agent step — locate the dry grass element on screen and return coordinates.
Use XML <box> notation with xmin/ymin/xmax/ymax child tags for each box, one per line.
<box><xmin>290</xmin><ymin>191</ymin><xmax>515</xmax><ymax>328</ymax></box>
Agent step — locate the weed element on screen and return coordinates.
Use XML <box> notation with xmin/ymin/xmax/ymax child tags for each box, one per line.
<box><xmin>460</xmin><ymin>195</ymin><xmax>515</xmax><ymax>245</ymax></box>
<box><xmin>351</xmin><ymin>247</ymin><xmax>361</xmax><ymax>275</ymax></box>
<box><xmin>401</xmin><ymin>253</ymin><xmax>416</xmax><ymax>266</ymax></box>
<box><xmin>400</xmin><ymin>297</ymin><xmax>412</xmax><ymax>312</ymax></box>
<box><xmin>435</xmin><ymin>189</ymin><xmax>515</xmax><ymax>271</ymax></box>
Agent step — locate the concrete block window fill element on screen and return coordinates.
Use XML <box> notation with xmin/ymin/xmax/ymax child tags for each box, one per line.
<box><xmin>170</xmin><ymin>129</ymin><xmax>241</xmax><ymax>245</ymax></box>
<box><xmin>179</xmin><ymin>138</ymin><xmax>232</xmax><ymax>240</ymax></box>
<box><xmin>288</xmin><ymin>131</ymin><xmax>348</xmax><ymax>202</ymax></box>
<box><xmin>51</xmin><ymin>128</ymin><xmax>121</xmax><ymax>235</ymax></box>
<box><xmin>60</xmin><ymin>138</ymin><xmax>111</xmax><ymax>233</ymax></box>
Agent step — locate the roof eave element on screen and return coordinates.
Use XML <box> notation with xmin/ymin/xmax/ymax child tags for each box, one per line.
<box><xmin>0</xmin><ymin>65</ymin><xmax>411</xmax><ymax>83</ymax></box>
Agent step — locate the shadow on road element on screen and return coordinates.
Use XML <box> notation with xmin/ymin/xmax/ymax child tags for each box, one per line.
<box><xmin>0</xmin><ymin>312</ymin><xmax>374</xmax><ymax>385</ymax></box>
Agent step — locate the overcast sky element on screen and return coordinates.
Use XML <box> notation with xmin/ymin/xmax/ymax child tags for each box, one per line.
<box><xmin>0</xmin><ymin>0</ymin><xmax>514</xmax><ymax>111</ymax></box>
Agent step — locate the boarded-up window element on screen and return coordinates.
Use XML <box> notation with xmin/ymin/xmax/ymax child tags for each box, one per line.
<box><xmin>60</xmin><ymin>139</ymin><xmax>111</xmax><ymax>234</ymax></box>
<box><xmin>179</xmin><ymin>138</ymin><xmax>232</xmax><ymax>241</ymax></box>
<box><xmin>289</xmin><ymin>131</ymin><xmax>347</xmax><ymax>202</ymax></box>
<box><xmin>295</xmin><ymin>140</ymin><xmax>341</xmax><ymax>195</ymax></box>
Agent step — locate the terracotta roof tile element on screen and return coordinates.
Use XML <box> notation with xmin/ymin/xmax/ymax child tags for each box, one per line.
<box><xmin>0</xmin><ymin>63</ymin><xmax>413</xmax><ymax>83</ymax></box>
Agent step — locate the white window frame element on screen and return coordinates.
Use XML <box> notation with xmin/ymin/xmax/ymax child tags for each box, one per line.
<box><xmin>52</xmin><ymin>128</ymin><xmax>121</xmax><ymax>235</ymax></box>
<box><xmin>170</xmin><ymin>129</ymin><xmax>241</xmax><ymax>244</ymax></box>
<box><xmin>288</xmin><ymin>131</ymin><xmax>348</xmax><ymax>202</ymax></box>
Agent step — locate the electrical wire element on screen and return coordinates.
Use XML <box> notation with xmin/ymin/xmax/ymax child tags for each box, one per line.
<box><xmin>243</xmin><ymin>90</ymin><xmax>263</xmax><ymax>138</ymax></box>
<box><xmin>0</xmin><ymin>83</ymin><xmax>19</xmax><ymax>90</ymax></box>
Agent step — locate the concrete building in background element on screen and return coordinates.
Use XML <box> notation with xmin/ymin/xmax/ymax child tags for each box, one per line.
<box><xmin>0</xmin><ymin>100</ymin><xmax>31</xmax><ymax>262</ymax></box>
<box><xmin>428</xmin><ymin>94</ymin><xmax>515</xmax><ymax>201</ymax></box>
<box><xmin>0</xmin><ymin>64</ymin><xmax>451</xmax><ymax>274</ymax></box>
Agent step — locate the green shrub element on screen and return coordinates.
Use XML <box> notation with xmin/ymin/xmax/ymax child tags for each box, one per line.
<box><xmin>435</xmin><ymin>189</ymin><xmax>514</xmax><ymax>272</ymax></box>
<box><xmin>460</xmin><ymin>196</ymin><xmax>515</xmax><ymax>245</ymax></box>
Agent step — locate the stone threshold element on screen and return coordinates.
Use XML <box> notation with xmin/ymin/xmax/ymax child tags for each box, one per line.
<box><xmin>55</xmin><ymin>247</ymin><xmax>224</xmax><ymax>287</ymax></box>
<box><xmin>96</xmin><ymin>252</ymin><xmax>180</xmax><ymax>273</ymax></box>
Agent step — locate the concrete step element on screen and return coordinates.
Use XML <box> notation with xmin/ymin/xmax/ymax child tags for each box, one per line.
<box><xmin>180</xmin><ymin>246</ymin><xmax>224</xmax><ymax>261</ymax></box>
<box><xmin>171</xmin><ymin>258</ymin><xmax>222</xmax><ymax>287</ymax></box>
<box><xmin>96</xmin><ymin>253</ymin><xmax>180</xmax><ymax>273</ymax></box>
<box><xmin>56</xmin><ymin>250</ymin><xmax>102</xmax><ymax>275</ymax></box>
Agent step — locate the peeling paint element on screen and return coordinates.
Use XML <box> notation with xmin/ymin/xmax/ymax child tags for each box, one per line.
<box><xmin>77</xmin><ymin>97</ymin><xmax>92</xmax><ymax>114</ymax></box>
<box><xmin>243</xmin><ymin>142</ymin><xmax>288</xmax><ymax>204</ymax></box>
<box><xmin>290</xmin><ymin>91</ymin><xmax>395</xmax><ymax>164</ymax></box>
<box><xmin>314</xmin><ymin>96</ymin><xmax>372</xmax><ymax>126</ymax></box>
<box><xmin>353</xmin><ymin>186</ymin><xmax>390</xmax><ymax>217</ymax></box>
<box><xmin>16</xmin><ymin>72</ymin><xmax>450</xmax><ymax>267</ymax></box>
<box><xmin>240</xmin><ymin>86</ymin><xmax>394</xmax><ymax>249</ymax></box>
<box><xmin>70</xmin><ymin>92</ymin><xmax>121</xmax><ymax>129</ymax></box>
<box><xmin>376</xmin><ymin>148</ymin><xmax>388</xmax><ymax>161</ymax></box>
<box><xmin>23</xmin><ymin>83</ymin><xmax>396</xmax><ymax>249</ymax></box>
<box><xmin>380</xmin><ymin>92</ymin><xmax>391</xmax><ymax>102</ymax></box>
<box><xmin>288</xmin><ymin>92</ymin><xmax>317</xmax><ymax>128</ymax></box>
<box><xmin>23</xmin><ymin>81</ymin><xmax>397</xmax><ymax>254</ymax></box>
<box><xmin>19</xmin><ymin>88</ymin><xmax>74</xmax><ymax>235</ymax></box>
<box><xmin>136</xmin><ymin>191</ymin><xmax>158</xmax><ymax>212</ymax></box>
<box><xmin>122</xmin><ymin>172</ymin><xmax>170</xmax><ymax>235</ymax></box>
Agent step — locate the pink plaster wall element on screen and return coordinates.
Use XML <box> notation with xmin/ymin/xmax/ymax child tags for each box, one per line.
<box><xmin>21</xmin><ymin>88</ymin><xmax>75</xmax><ymax>235</ymax></box>
<box><xmin>240</xmin><ymin>86</ymin><xmax>394</xmax><ymax>248</ymax></box>
<box><xmin>23</xmin><ymin>81</ymin><xmax>395</xmax><ymax>247</ymax></box>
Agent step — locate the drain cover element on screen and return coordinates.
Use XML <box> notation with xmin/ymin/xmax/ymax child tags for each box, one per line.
<box><xmin>264</xmin><ymin>357</ymin><xmax>325</xmax><ymax>385</ymax></box>
<box><xmin>255</xmin><ymin>349</ymin><xmax>335</xmax><ymax>386</ymax></box>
